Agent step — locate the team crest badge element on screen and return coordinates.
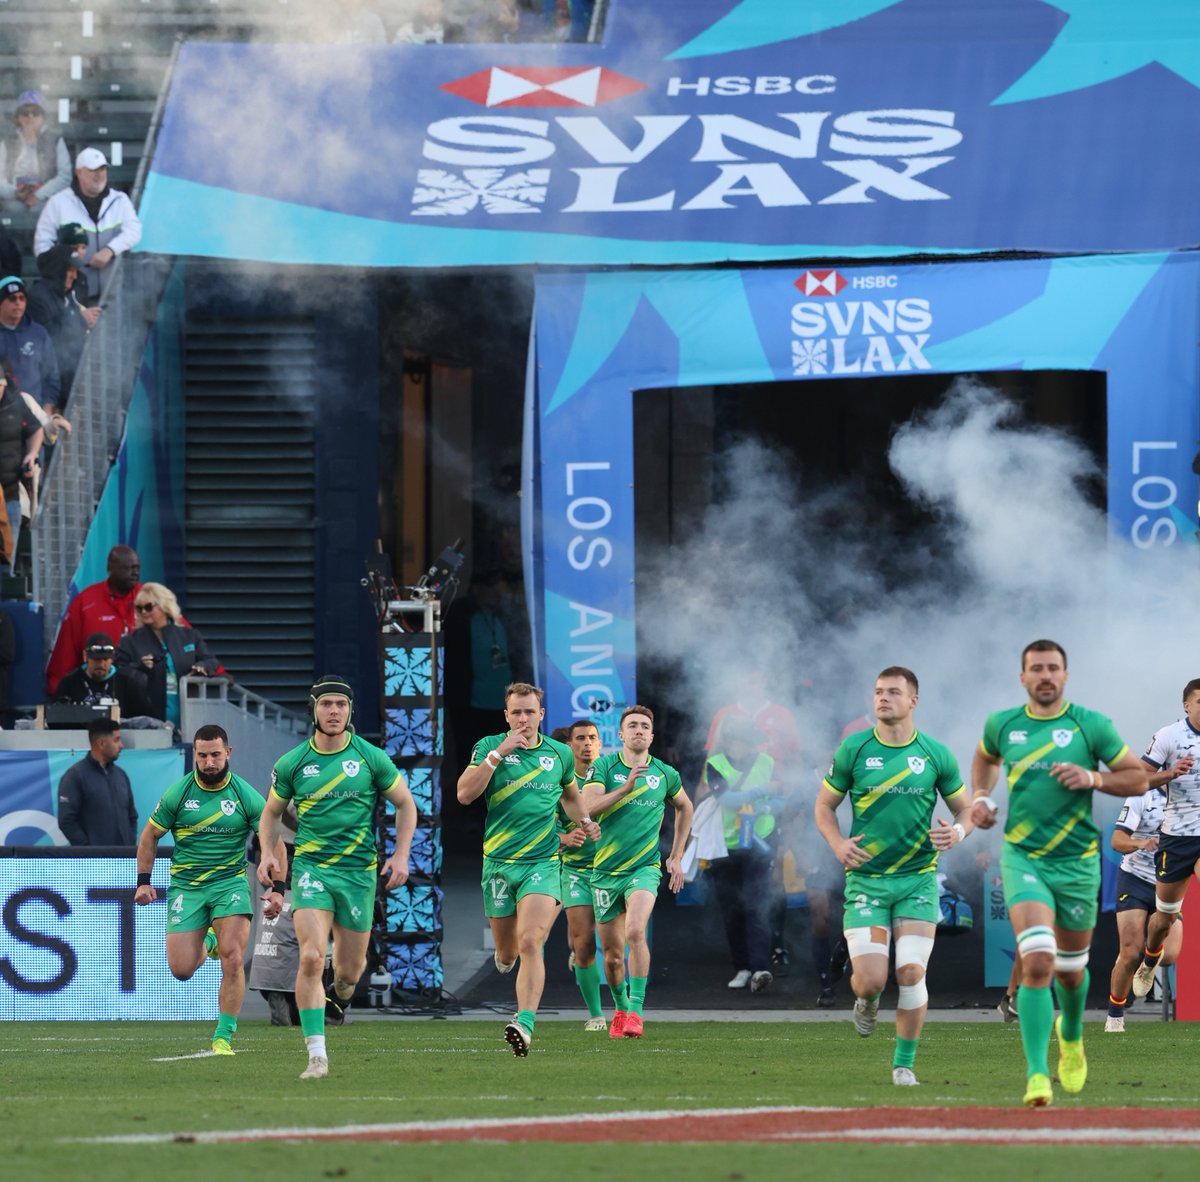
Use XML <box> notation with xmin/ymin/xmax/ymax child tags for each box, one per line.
<box><xmin>220</xmin><ymin>799</ymin><xmax>236</xmax><ymax>816</ymax></box>
<box><xmin>540</xmin><ymin>755</ymin><xmax>554</xmax><ymax>771</ymax></box>
<box><xmin>907</xmin><ymin>756</ymin><xmax>926</xmax><ymax>775</ymax></box>
<box><xmin>342</xmin><ymin>759</ymin><xmax>361</xmax><ymax>777</ymax></box>
<box><xmin>1053</xmin><ymin>729</ymin><xmax>1073</xmax><ymax>748</ymax></box>
<box><xmin>646</xmin><ymin>775</ymin><xmax>661</xmax><ymax>789</ymax></box>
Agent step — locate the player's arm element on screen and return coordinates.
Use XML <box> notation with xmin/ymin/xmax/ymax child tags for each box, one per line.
<box><xmin>814</xmin><ymin>783</ymin><xmax>869</xmax><ymax>869</ymax></box>
<box><xmin>559</xmin><ymin>780</ymin><xmax>600</xmax><ymax>841</ymax></box>
<box><xmin>930</xmin><ymin>788</ymin><xmax>974</xmax><ymax>850</ymax></box>
<box><xmin>380</xmin><ymin>776</ymin><xmax>418</xmax><ymax>890</ymax></box>
<box><xmin>969</xmin><ymin>745</ymin><xmax>1003</xmax><ymax>829</ymax></box>
<box><xmin>1051</xmin><ymin>749</ymin><xmax>1148</xmax><ymax>796</ymax></box>
<box><xmin>582</xmin><ymin>769</ymin><xmax>636</xmax><ymax>815</ymax></box>
<box><xmin>134</xmin><ymin>820</ymin><xmax>167</xmax><ymax>904</ymax></box>
<box><xmin>257</xmin><ymin>790</ymin><xmax>288</xmax><ymax>886</ymax></box>
<box><xmin>1112</xmin><ymin>828</ymin><xmax>1158</xmax><ymax>855</ymax></box>
<box><xmin>663</xmin><ymin>788</ymin><xmax>693</xmax><ymax>893</ymax></box>
<box><xmin>457</xmin><ymin>730</ymin><xmax>526</xmax><ymax>805</ymax></box>
<box><xmin>1144</xmin><ymin>754</ymin><xmax>1195</xmax><ymax>789</ymax></box>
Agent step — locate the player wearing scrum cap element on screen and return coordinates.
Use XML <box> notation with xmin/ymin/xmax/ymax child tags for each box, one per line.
<box><xmin>971</xmin><ymin>640</ymin><xmax>1147</xmax><ymax>1107</ymax></box>
<box><xmin>815</xmin><ymin>666</ymin><xmax>971</xmax><ymax>1088</ymax></box>
<box><xmin>259</xmin><ymin>675</ymin><xmax>417</xmax><ymax>1080</ymax></box>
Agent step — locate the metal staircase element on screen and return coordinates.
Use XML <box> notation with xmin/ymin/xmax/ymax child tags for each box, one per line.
<box><xmin>183</xmin><ymin>319</ymin><xmax>316</xmax><ymax>712</ymax></box>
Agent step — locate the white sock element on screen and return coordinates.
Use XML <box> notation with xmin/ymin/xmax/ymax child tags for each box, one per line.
<box><xmin>305</xmin><ymin>1035</ymin><xmax>327</xmax><ymax>1059</ymax></box>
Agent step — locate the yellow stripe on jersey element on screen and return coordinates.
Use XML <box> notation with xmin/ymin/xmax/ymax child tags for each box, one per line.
<box><xmin>820</xmin><ymin>778</ymin><xmax>845</xmax><ymax>797</ymax></box>
<box><xmin>298</xmin><ymin>771</ymin><xmax>348</xmax><ymax>812</ymax></box>
<box><xmin>490</xmin><ymin>767</ymin><xmax>546</xmax><ymax>807</ymax></box>
<box><xmin>597</xmin><ymin>782</ymin><xmax>651</xmax><ymax>819</ymax></box>
<box><xmin>890</xmin><ymin>833</ymin><xmax>934</xmax><ymax>874</ymax></box>
<box><xmin>176</xmin><ymin>806</ymin><xmax>230</xmax><ymax>836</ymax></box>
<box><xmin>1006</xmin><ymin>735</ymin><xmax>1074</xmax><ymax>791</ymax></box>
<box><xmin>169</xmin><ymin>857</ymin><xmax>242</xmax><ymax>882</ymax></box>
<box><xmin>508</xmin><ymin>823</ymin><xmax>557</xmax><ymax>862</ymax></box>
<box><xmin>483</xmin><ymin>827</ymin><xmax>516</xmax><ymax>857</ymax></box>
<box><xmin>316</xmin><ymin>829</ymin><xmax>374</xmax><ymax>869</ymax></box>
<box><xmin>857</xmin><ymin>769</ymin><xmax>913</xmax><ymax>814</ymax></box>
<box><xmin>599</xmin><ymin>835</ymin><xmax>659</xmax><ymax>872</ymax></box>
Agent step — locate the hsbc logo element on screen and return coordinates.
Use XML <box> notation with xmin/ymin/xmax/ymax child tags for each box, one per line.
<box><xmin>441</xmin><ymin>66</ymin><xmax>645</xmax><ymax>109</ymax></box>
<box><xmin>795</xmin><ymin>270</ymin><xmax>847</xmax><ymax>297</ymax></box>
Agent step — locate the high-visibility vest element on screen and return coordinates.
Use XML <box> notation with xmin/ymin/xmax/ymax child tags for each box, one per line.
<box><xmin>706</xmin><ymin>752</ymin><xmax>776</xmax><ymax>849</ymax></box>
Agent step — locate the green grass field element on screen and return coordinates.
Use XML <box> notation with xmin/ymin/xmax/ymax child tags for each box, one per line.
<box><xmin>1</xmin><ymin>1018</ymin><xmax>1197</xmax><ymax>1182</ymax></box>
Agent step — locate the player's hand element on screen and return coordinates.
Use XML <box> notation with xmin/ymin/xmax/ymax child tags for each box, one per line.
<box><xmin>380</xmin><ymin>852</ymin><xmax>410</xmax><ymax>890</ymax></box>
<box><xmin>1169</xmin><ymin>756</ymin><xmax>1195</xmax><ymax>780</ymax></box>
<box><xmin>133</xmin><ymin>884</ymin><xmax>156</xmax><ymax>906</ymax></box>
<box><xmin>561</xmin><ymin>828</ymin><xmax>587</xmax><ymax>848</ymax></box>
<box><xmin>581</xmin><ymin>817</ymin><xmax>601</xmax><ymax>841</ymax></box>
<box><xmin>256</xmin><ymin>856</ymin><xmax>280</xmax><ymax>887</ymax></box>
<box><xmin>837</xmin><ymin>833</ymin><xmax>871</xmax><ymax>869</ymax></box>
<box><xmin>929</xmin><ymin>817</ymin><xmax>959</xmax><ymax>850</ymax></box>
<box><xmin>261</xmin><ymin>889</ymin><xmax>284</xmax><ymax>919</ymax></box>
<box><xmin>498</xmin><ymin>730</ymin><xmax>529</xmax><ymax>755</ymax></box>
<box><xmin>1050</xmin><ymin>762</ymin><xmax>1094</xmax><ymax>791</ymax></box>
<box><xmin>1141</xmin><ymin>835</ymin><xmax>1160</xmax><ymax>853</ymax></box>
<box><xmin>970</xmin><ymin>798</ymin><xmax>998</xmax><ymax>829</ymax></box>
<box><xmin>665</xmin><ymin>855</ymin><xmax>684</xmax><ymax>893</ymax></box>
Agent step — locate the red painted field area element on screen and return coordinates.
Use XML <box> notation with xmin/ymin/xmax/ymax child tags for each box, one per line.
<box><xmin>192</xmin><ymin>1106</ymin><xmax>1200</xmax><ymax>1148</ymax></box>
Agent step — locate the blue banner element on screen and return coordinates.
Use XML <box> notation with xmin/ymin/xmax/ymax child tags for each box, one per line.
<box><xmin>138</xmin><ymin>1</ymin><xmax>1200</xmax><ymax>265</ymax></box>
<box><xmin>529</xmin><ymin>253</ymin><xmax>1200</xmax><ymax>727</ymax></box>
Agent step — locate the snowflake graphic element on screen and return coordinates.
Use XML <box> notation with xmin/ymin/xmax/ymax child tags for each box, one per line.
<box><xmin>384</xmin><ymin>707</ymin><xmax>435</xmax><ymax>756</ymax></box>
<box><xmin>792</xmin><ymin>338</ymin><xmax>828</xmax><ymax>375</ymax></box>
<box><xmin>386</xmin><ymin>884</ymin><xmax>442</xmax><ymax>933</ymax></box>
<box><xmin>385</xmin><ymin>644</ymin><xmax>432</xmax><ymax>698</ymax></box>
<box><xmin>387</xmin><ymin>940</ymin><xmax>444</xmax><ymax>993</ymax></box>
<box><xmin>412</xmin><ymin>168</ymin><xmax>550</xmax><ymax>215</ymax></box>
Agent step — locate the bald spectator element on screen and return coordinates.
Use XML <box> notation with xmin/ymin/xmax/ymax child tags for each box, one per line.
<box><xmin>34</xmin><ymin>148</ymin><xmax>142</xmax><ymax>305</ymax></box>
<box><xmin>46</xmin><ymin>544</ymin><xmax>142</xmax><ymax>694</ymax></box>
<box><xmin>53</xmin><ymin>631</ymin><xmax>151</xmax><ymax>718</ymax></box>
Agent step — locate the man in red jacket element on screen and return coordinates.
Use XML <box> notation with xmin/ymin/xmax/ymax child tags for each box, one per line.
<box><xmin>46</xmin><ymin>545</ymin><xmax>140</xmax><ymax>693</ymax></box>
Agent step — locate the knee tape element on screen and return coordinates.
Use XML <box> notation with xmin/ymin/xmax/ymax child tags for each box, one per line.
<box><xmin>1157</xmin><ymin>897</ymin><xmax>1183</xmax><ymax>915</ymax></box>
<box><xmin>894</xmin><ymin>934</ymin><xmax>934</xmax><ymax>971</ymax></box>
<box><xmin>1054</xmin><ymin>946</ymin><xmax>1090</xmax><ymax>973</ymax></box>
<box><xmin>897</xmin><ymin>980</ymin><xmax>929</xmax><ymax>1010</ymax></box>
<box><xmin>845</xmin><ymin>926</ymin><xmax>890</xmax><ymax>960</ymax></box>
<box><xmin>1017</xmin><ymin>926</ymin><xmax>1057</xmax><ymax>958</ymax></box>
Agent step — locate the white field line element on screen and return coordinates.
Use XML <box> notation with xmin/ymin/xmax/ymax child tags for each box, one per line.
<box><xmin>771</xmin><ymin>1128</ymin><xmax>1200</xmax><ymax>1145</ymax></box>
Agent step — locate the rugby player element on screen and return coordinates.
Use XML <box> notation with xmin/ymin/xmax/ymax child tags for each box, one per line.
<box><xmin>582</xmin><ymin>705</ymin><xmax>693</xmax><ymax>1040</ymax></box>
<box><xmin>457</xmin><ymin>682</ymin><xmax>599</xmax><ymax>1056</ymax></box>
<box><xmin>970</xmin><ymin>640</ymin><xmax>1147</xmax><ymax>1107</ymax></box>
<box><xmin>134</xmin><ymin>725</ymin><xmax>286</xmax><ymax>1055</ymax></box>
<box><xmin>815</xmin><ymin>666</ymin><xmax>971</xmax><ymax>1087</ymax></box>
<box><xmin>259</xmin><ymin>675</ymin><xmax>416</xmax><ymax>1080</ymax></box>
<box><xmin>1129</xmin><ymin>679</ymin><xmax>1200</xmax><ymax>1000</ymax></box>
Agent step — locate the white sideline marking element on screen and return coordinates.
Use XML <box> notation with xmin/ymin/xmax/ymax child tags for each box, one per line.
<box><xmin>151</xmin><ymin>1051</ymin><xmax>221</xmax><ymax>1062</ymax></box>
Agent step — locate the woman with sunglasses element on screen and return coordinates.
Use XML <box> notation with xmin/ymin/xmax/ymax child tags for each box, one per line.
<box><xmin>0</xmin><ymin>90</ymin><xmax>69</xmax><ymax>213</ymax></box>
<box><xmin>115</xmin><ymin>582</ymin><xmax>221</xmax><ymax>729</ymax></box>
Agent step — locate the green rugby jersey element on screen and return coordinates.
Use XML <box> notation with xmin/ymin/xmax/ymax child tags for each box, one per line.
<box><xmin>149</xmin><ymin>770</ymin><xmax>264</xmax><ymax>887</ymax></box>
<box><xmin>585</xmin><ymin>752</ymin><xmax>683</xmax><ymax>876</ymax></box>
<box><xmin>980</xmin><ymin>702</ymin><xmax>1129</xmax><ymax>861</ymax></box>
<box><xmin>271</xmin><ymin>733</ymin><xmax>400</xmax><ymax>871</ymax></box>
<box><xmin>472</xmin><ymin>732</ymin><xmax>577</xmax><ymax>862</ymax></box>
<box><xmin>823</xmin><ymin>728</ymin><xmax>965</xmax><ymax>878</ymax></box>
<box><xmin>557</xmin><ymin>799</ymin><xmax>597</xmax><ymax>869</ymax></box>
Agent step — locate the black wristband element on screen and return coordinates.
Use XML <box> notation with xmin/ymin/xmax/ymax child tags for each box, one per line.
<box><xmin>136</xmin><ymin>872</ymin><xmax>151</xmax><ymax>887</ymax></box>
<box><xmin>272</xmin><ymin>880</ymin><xmax>286</xmax><ymax>895</ymax></box>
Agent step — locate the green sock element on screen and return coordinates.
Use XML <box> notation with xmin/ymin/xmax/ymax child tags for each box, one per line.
<box><xmin>1053</xmin><ymin>969</ymin><xmax>1089</xmax><ymax>1043</ymax></box>
<box><xmin>213</xmin><ymin>1013</ymin><xmax>237</xmax><ymax>1042</ymax></box>
<box><xmin>892</xmin><ymin>1035</ymin><xmax>918</xmax><ymax>1070</ymax></box>
<box><xmin>516</xmin><ymin>1008</ymin><xmax>536</xmax><ymax>1035</ymax></box>
<box><xmin>204</xmin><ymin>928</ymin><xmax>218</xmax><ymax>957</ymax></box>
<box><xmin>574</xmin><ymin>959</ymin><xmax>604</xmax><ymax>1019</ymax></box>
<box><xmin>627</xmin><ymin>975</ymin><xmax>648</xmax><ymax>1017</ymax></box>
<box><xmin>608</xmin><ymin>979</ymin><xmax>628</xmax><ymax>1011</ymax></box>
<box><xmin>298</xmin><ymin>1007</ymin><xmax>325</xmax><ymax>1038</ymax></box>
<box><xmin>1017</xmin><ymin>983</ymin><xmax>1053</xmax><ymax>1077</ymax></box>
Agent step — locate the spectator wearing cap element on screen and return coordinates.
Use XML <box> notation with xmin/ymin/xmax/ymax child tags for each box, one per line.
<box><xmin>0</xmin><ymin>275</ymin><xmax>62</xmax><ymax>413</ymax></box>
<box><xmin>53</xmin><ymin>630</ymin><xmax>151</xmax><ymax>718</ymax></box>
<box><xmin>28</xmin><ymin>245</ymin><xmax>96</xmax><ymax>395</ymax></box>
<box><xmin>0</xmin><ymin>90</ymin><xmax>70</xmax><ymax>213</ymax></box>
<box><xmin>34</xmin><ymin>147</ymin><xmax>142</xmax><ymax>305</ymax></box>
<box><xmin>0</xmin><ymin>354</ymin><xmax>44</xmax><ymax>571</ymax></box>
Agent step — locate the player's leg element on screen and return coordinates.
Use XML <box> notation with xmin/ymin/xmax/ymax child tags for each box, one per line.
<box><xmin>328</xmin><ymin>922</ymin><xmax>372</xmax><ymax>1007</ymax></box>
<box><xmin>483</xmin><ymin>858</ymin><xmax>519</xmax><ymax>970</ymax></box>
<box><xmin>323</xmin><ymin>869</ymin><xmax>377</xmax><ymax>1020</ymax></box>
<box><xmin>1162</xmin><ymin>913</ymin><xmax>1185</xmax><ymax>966</ymax></box>
<box><xmin>1107</xmin><ymin>899</ymin><xmax>1150</xmax><ymax>1031</ymax></box>
<box><xmin>504</xmin><ymin>888</ymin><xmax>558</xmax><ymax>1054</ymax></box>
<box><xmin>565</xmin><ymin>901</ymin><xmax>604</xmax><ymax>1026</ymax></box>
<box><xmin>292</xmin><ymin>904</ymin><xmax>336</xmax><ymax>1079</ymax></box>
<box><xmin>997</xmin><ymin>951</ymin><xmax>1021</xmax><ymax>1022</ymax></box>
<box><xmin>1051</xmin><ymin>921</ymin><xmax>1091</xmax><ymax>1093</ymax></box>
<box><xmin>1006</xmin><ymin>898</ymin><xmax>1057</xmax><ymax>1105</ymax></box>
<box><xmin>209</xmin><ymin>911</ymin><xmax>251</xmax><ymax>1053</ymax></box>
<box><xmin>164</xmin><ymin>883</ymin><xmax>211</xmax><ymax>981</ymax></box>
<box><xmin>165</xmin><ymin>928</ymin><xmax>208</xmax><ymax>982</ymax></box>
<box><xmin>1133</xmin><ymin>875</ymin><xmax>1189</xmax><ymax>996</ymax></box>
<box><xmin>891</xmin><ymin>919</ymin><xmax>935</xmax><ymax>1085</ymax></box>
<box><xmin>595</xmin><ymin>890</ymin><xmax>630</xmax><ymax>1037</ymax></box>
<box><xmin>844</xmin><ymin>924</ymin><xmax>889</xmax><ymax>1038</ymax></box>
<box><xmin>808</xmin><ymin>887</ymin><xmax>835</xmax><ymax>1004</ymax></box>
<box><xmin>622</xmin><ymin>887</ymin><xmax>657</xmax><ymax>1036</ymax></box>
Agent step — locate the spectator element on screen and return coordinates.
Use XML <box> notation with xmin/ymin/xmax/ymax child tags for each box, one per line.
<box><xmin>0</xmin><ymin>90</ymin><xmax>70</xmax><ymax>213</ymax></box>
<box><xmin>29</xmin><ymin>245</ymin><xmax>96</xmax><ymax>396</ymax></box>
<box><xmin>466</xmin><ymin>0</ymin><xmax>547</xmax><ymax>42</ymax></box>
<box><xmin>0</xmin><ymin>605</ymin><xmax>14</xmax><ymax>726</ymax></box>
<box><xmin>53</xmin><ymin>630</ymin><xmax>151</xmax><ymax>719</ymax></box>
<box><xmin>46</xmin><ymin>544</ymin><xmax>143</xmax><ymax>694</ymax></box>
<box><xmin>56</xmin><ymin>716</ymin><xmax>137</xmax><ymax>846</ymax></box>
<box><xmin>115</xmin><ymin>581</ymin><xmax>221</xmax><ymax>729</ymax></box>
<box><xmin>0</xmin><ymin>355</ymin><xmax>43</xmax><ymax>573</ymax></box>
<box><xmin>394</xmin><ymin>0</ymin><xmax>447</xmax><ymax>42</ymax></box>
<box><xmin>0</xmin><ymin>275</ymin><xmax>61</xmax><ymax>413</ymax></box>
<box><xmin>34</xmin><ymin>148</ymin><xmax>142</xmax><ymax>306</ymax></box>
